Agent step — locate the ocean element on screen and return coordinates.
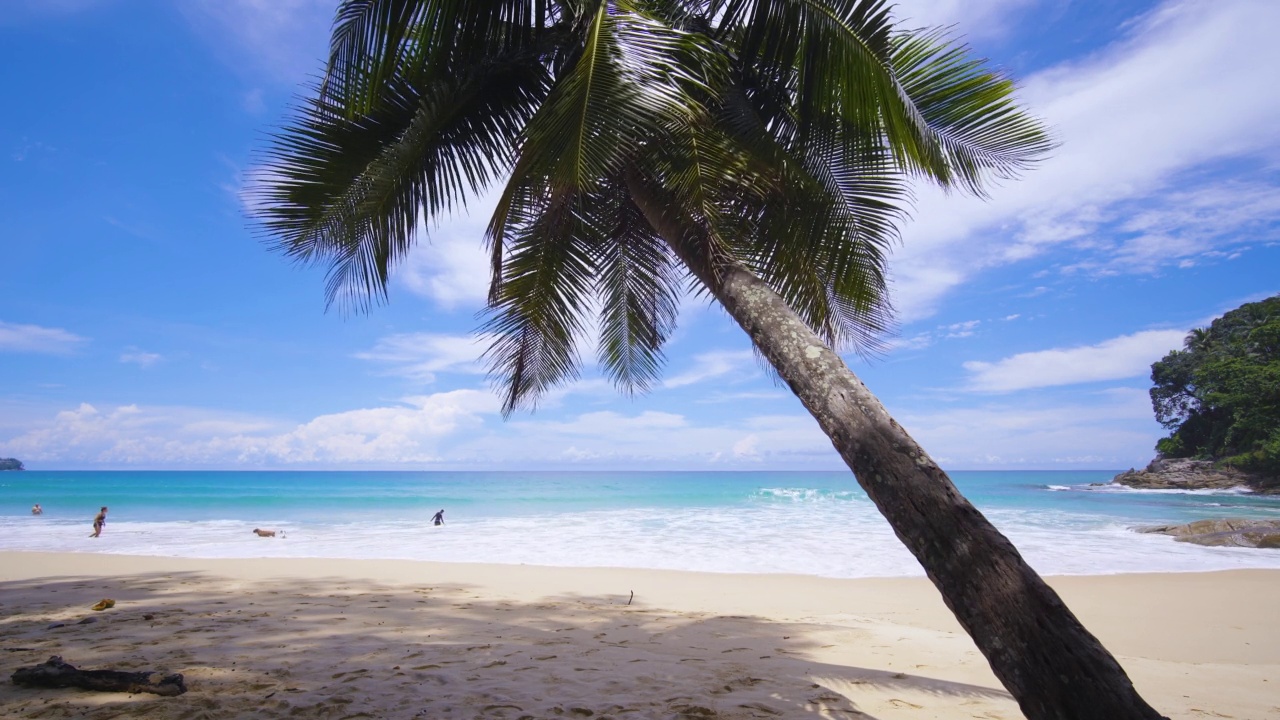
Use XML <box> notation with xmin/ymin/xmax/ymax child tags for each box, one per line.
<box><xmin>2</xmin><ymin>470</ymin><xmax>1279</xmax><ymax>578</ymax></box>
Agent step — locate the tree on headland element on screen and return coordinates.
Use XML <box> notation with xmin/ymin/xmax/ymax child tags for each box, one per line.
<box><xmin>0</xmin><ymin>458</ymin><xmax>24</xmax><ymax>471</ymax></box>
<box><xmin>1151</xmin><ymin>295</ymin><xmax>1280</xmax><ymax>477</ymax></box>
<box><xmin>255</xmin><ymin>2</ymin><xmax>1164</xmax><ymax>717</ymax></box>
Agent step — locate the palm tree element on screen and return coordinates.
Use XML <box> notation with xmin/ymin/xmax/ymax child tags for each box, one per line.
<box><xmin>256</xmin><ymin>2</ymin><xmax>1165</xmax><ymax>718</ymax></box>
<box><xmin>1185</xmin><ymin>327</ymin><xmax>1212</xmax><ymax>353</ymax></box>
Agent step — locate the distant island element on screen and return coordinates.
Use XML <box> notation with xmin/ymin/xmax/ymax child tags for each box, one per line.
<box><xmin>0</xmin><ymin>458</ymin><xmax>24</xmax><ymax>471</ymax></box>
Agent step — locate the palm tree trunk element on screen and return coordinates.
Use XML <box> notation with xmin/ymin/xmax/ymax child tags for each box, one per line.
<box><xmin>627</xmin><ymin>186</ymin><xmax>1166</xmax><ymax>720</ymax></box>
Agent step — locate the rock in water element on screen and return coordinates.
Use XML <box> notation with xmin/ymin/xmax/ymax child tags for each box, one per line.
<box><xmin>1112</xmin><ymin>457</ymin><xmax>1277</xmax><ymax>494</ymax></box>
<box><xmin>1137</xmin><ymin>518</ymin><xmax>1280</xmax><ymax>548</ymax></box>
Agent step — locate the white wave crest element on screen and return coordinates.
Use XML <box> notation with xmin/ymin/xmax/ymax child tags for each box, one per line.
<box><xmin>751</xmin><ymin>487</ymin><xmax>864</xmax><ymax>503</ymax></box>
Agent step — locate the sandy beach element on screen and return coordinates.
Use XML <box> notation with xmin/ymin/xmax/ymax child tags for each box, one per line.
<box><xmin>0</xmin><ymin>553</ymin><xmax>1275</xmax><ymax>719</ymax></box>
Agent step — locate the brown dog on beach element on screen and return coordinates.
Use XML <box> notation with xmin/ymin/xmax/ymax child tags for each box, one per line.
<box><xmin>252</xmin><ymin>528</ymin><xmax>277</xmax><ymax>537</ymax></box>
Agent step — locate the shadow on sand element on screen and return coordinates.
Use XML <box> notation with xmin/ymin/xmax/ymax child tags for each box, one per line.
<box><xmin>0</xmin><ymin>571</ymin><xmax>1011</xmax><ymax>719</ymax></box>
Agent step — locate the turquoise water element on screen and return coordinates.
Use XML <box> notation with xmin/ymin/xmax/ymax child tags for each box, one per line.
<box><xmin>2</xmin><ymin>470</ymin><xmax>1279</xmax><ymax>577</ymax></box>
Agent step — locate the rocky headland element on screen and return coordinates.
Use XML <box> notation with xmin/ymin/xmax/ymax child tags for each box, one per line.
<box><xmin>1111</xmin><ymin>457</ymin><xmax>1278</xmax><ymax>494</ymax></box>
<box><xmin>1137</xmin><ymin>518</ymin><xmax>1280</xmax><ymax>548</ymax></box>
<box><xmin>0</xmin><ymin>457</ymin><xmax>24</xmax><ymax>471</ymax></box>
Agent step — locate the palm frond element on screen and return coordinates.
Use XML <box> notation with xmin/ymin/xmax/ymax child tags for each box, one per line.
<box><xmin>488</xmin><ymin>0</ymin><xmax>720</xmax><ymax>299</ymax></box>
<box><xmin>591</xmin><ymin>185</ymin><xmax>682</xmax><ymax>394</ymax></box>
<box><xmin>324</xmin><ymin>0</ymin><xmax>547</xmax><ymax>115</ymax></box>
<box><xmin>326</xmin><ymin>0</ymin><xmax>427</xmax><ymax>112</ymax></box>
<box><xmin>481</xmin><ymin>192</ymin><xmax>596</xmax><ymax>415</ymax></box>
<box><xmin>261</xmin><ymin>0</ymin><xmax>1051</xmax><ymax>412</ymax></box>
<box><xmin>676</xmin><ymin>76</ymin><xmax>903</xmax><ymax>352</ymax></box>
<box><xmin>749</xmin><ymin>186</ymin><xmax>896</xmax><ymax>353</ymax></box>
<box><xmin>893</xmin><ymin>29</ymin><xmax>1055</xmax><ymax>193</ymax></box>
<box><xmin>725</xmin><ymin>0</ymin><xmax>952</xmax><ymax>180</ymax></box>
<box><xmin>257</xmin><ymin>54</ymin><xmax>549</xmax><ymax>312</ymax></box>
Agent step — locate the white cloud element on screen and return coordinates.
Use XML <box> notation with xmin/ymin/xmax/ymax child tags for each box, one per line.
<box><xmin>0</xmin><ymin>391</ymin><xmax>498</xmax><ymax>466</ymax></box>
<box><xmin>1</xmin><ymin>396</ymin><xmax>822</xmax><ymax>468</ymax></box>
<box><xmin>894</xmin><ymin>0</ymin><xmax>1035</xmax><ymax>38</ymax></box>
<box><xmin>354</xmin><ymin>333</ymin><xmax>488</xmax><ymax>383</ymax></box>
<box><xmin>0</xmin><ymin>384</ymin><xmax>1167</xmax><ymax>470</ymax></box>
<box><xmin>962</xmin><ymin>329</ymin><xmax>1187</xmax><ymax>392</ymax></box>
<box><xmin>396</xmin><ymin>196</ymin><xmax>498</xmax><ymax>310</ymax></box>
<box><xmin>255</xmin><ymin>390</ymin><xmax>497</xmax><ymax>463</ymax></box>
<box><xmin>890</xmin><ymin>0</ymin><xmax>1280</xmax><ymax>320</ymax></box>
<box><xmin>397</xmin><ymin>234</ymin><xmax>492</xmax><ymax>309</ymax></box>
<box><xmin>899</xmin><ymin>388</ymin><xmax>1160</xmax><ymax>469</ymax></box>
<box><xmin>885</xmin><ymin>317</ymin><xmax>1001</xmax><ymax>352</ymax></box>
<box><xmin>886</xmin><ymin>332</ymin><xmax>935</xmax><ymax>352</ymax></box>
<box><xmin>732</xmin><ymin>434</ymin><xmax>761</xmax><ymax>459</ymax></box>
<box><xmin>664</xmin><ymin>350</ymin><xmax>756</xmax><ymax>388</ymax></box>
<box><xmin>943</xmin><ymin>320</ymin><xmax>981</xmax><ymax>338</ymax></box>
<box><xmin>1058</xmin><ymin>181</ymin><xmax>1280</xmax><ymax>276</ymax></box>
<box><xmin>180</xmin><ymin>0</ymin><xmax>333</xmax><ymax>83</ymax></box>
<box><xmin>119</xmin><ymin>350</ymin><xmax>162</xmax><ymax>368</ymax></box>
<box><xmin>513</xmin><ymin>410</ymin><xmax>688</xmax><ymax>438</ymax></box>
<box><xmin>499</xmin><ymin>409</ymin><xmax>831</xmax><ymax>466</ymax></box>
<box><xmin>0</xmin><ymin>321</ymin><xmax>86</xmax><ymax>354</ymax></box>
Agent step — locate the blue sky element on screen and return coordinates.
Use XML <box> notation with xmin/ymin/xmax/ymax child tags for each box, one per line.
<box><xmin>2</xmin><ymin>0</ymin><xmax>1277</xmax><ymax>470</ymax></box>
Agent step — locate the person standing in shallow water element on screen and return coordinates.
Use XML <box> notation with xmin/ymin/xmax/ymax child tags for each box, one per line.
<box><xmin>431</xmin><ymin>509</ymin><xmax>444</xmax><ymax>526</ymax></box>
<box><xmin>90</xmin><ymin>506</ymin><xmax>107</xmax><ymax>537</ymax></box>
<box><xmin>31</xmin><ymin>504</ymin><xmax>42</xmax><ymax>515</ymax></box>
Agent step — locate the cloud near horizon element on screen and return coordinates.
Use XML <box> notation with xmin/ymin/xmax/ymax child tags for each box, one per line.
<box><xmin>897</xmin><ymin>387</ymin><xmax>1158</xmax><ymax>468</ymax></box>
<box><xmin>0</xmin><ymin>384</ymin><xmax>1164</xmax><ymax>470</ymax></box>
<box><xmin>0</xmin><ymin>392</ymin><xmax>498</xmax><ymax>466</ymax></box>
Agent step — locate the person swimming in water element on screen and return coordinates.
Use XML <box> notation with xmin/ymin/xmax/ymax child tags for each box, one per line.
<box><xmin>431</xmin><ymin>509</ymin><xmax>445</xmax><ymax>526</ymax></box>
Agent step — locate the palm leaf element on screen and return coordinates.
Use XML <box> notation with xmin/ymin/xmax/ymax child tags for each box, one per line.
<box><xmin>257</xmin><ymin>50</ymin><xmax>549</xmax><ymax>312</ymax></box>
<box><xmin>324</xmin><ymin>0</ymin><xmax>548</xmax><ymax>115</ymax></box>
<box><xmin>724</xmin><ymin>0</ymin><xmax>950</xmax><ymax>179</ymax></box>
<box><xmin>482</xmin><ymin>0</ymin><xmax>719</xmax><ymax>409</ymax></box>
<box><xmin>482</xmin><ymin>191</ymin><xmax>596</xmax><ymax>415</ymax></box>
<box><xmin>591</xmin><ymin>184</ymin><xmax>683</xmax><ymax>394</ymax></box>
<box><xmin>893</xmin><ymin>29</ymin><xmax>1054</xmax><ymax>193</ymax></box>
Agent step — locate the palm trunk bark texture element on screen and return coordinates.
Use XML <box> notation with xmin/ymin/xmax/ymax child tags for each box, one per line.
<box><xmin>627</xmin><ymin>175</ymin><xmax>1167</xmax><ymax>720</ymax></box>
<box><xmin>701</xmin><ymin>258</ymin><xmax>1167</xmax><ymax>720</ymax></box>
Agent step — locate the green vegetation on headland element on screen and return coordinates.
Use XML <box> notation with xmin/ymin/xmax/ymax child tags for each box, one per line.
<box><xmin>1150</xmin><ymin>295</ymin><xmax>1280</xmax><ymax>478</ymax></box>
<box><xmin>0</xmin><ymin>458</ymin><xmax>24</xmax><ymax>471</ymax></box>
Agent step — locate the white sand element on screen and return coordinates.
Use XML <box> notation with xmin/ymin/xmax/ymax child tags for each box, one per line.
<box><xmin>0</xmin><ymin>552</ymin><xmax>1276</xmax><ymax>719</ymax></box>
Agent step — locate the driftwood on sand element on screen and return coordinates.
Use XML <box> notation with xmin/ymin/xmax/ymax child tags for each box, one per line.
<box><xmin>11</xmin><ymin>656</ymin><xmax>186</xmax><ymax>696</ymax></box>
